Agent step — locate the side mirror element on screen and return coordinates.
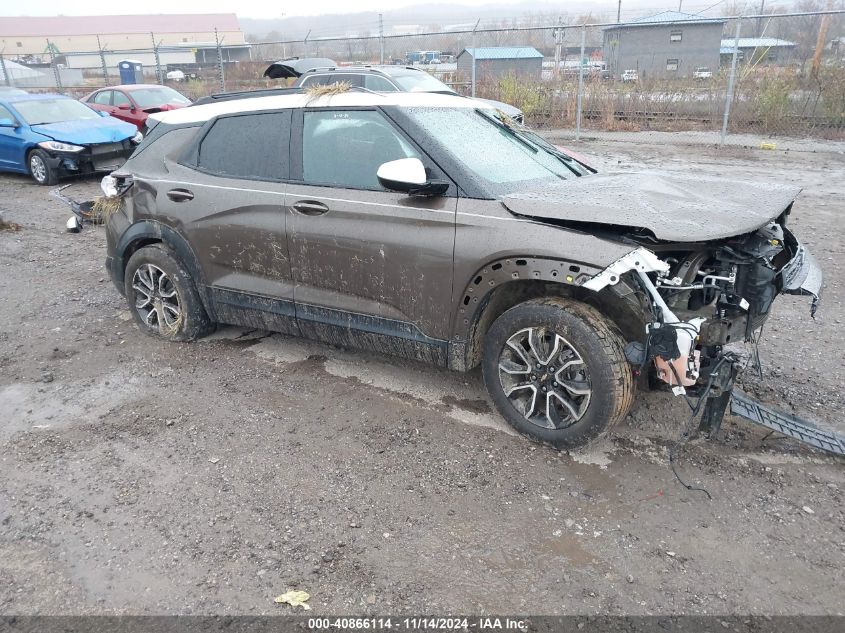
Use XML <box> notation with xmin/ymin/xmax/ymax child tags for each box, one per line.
<box><xmin>117</xmin><ymin>103</ymin><xmax>132</xmax><ymax>111</ymax></box>
<box><xmin>376</xmin><ymin>158</ymin><xmax>448</xmax><ymax>197</ymax></box>
<box><xmin>0</xmin><ymin>117</ymin><xmax>17</xmax><ymax>127</ymax></box>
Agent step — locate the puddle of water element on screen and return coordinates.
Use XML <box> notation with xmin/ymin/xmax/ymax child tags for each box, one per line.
<box><xmin>248</xmin><ymin>334</ymin><xmax>515</xmax><ymax>435</ymax></box>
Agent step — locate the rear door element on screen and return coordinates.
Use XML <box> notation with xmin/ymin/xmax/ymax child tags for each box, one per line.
<box><xmin>154</xmin><ymin>110</ymin><xmax>298</xmax><ymax>333</ymax></box>
<box><xmin>285</xmin><ymin>107</ymin><xmax>457</xmax><ymax>363</ymax></box>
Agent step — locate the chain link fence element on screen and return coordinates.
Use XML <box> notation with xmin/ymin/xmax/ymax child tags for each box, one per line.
<box><xmin>2</xmin><ymin>10</ymin><xmax>843</xmax><ymax>146</ymax></box>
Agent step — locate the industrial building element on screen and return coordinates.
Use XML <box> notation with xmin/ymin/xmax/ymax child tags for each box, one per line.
<box><xmin>720</xmin><ymin>37</ymin><xmax>796</xmax><ymax>65</ymax></box>
<box><xmin>0</xmin><ymin>14</ymin><xmax>250</xmax><ymax>71</ymax></box>
<box><xmin>457</xmin><ymin>47</ymin><xmax>544</xmax><ymax>80</ymax></box>
<box><xmin>603</xmin><ymin>11</ymin><xmax>725</xmax><ymax>79</ymax></box>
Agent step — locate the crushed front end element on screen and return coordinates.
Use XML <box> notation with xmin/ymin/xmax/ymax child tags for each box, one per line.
<box><xmin>584</xmin><ymin>211</ymin><xmax>822</xmax><ymax>434</ymax></box>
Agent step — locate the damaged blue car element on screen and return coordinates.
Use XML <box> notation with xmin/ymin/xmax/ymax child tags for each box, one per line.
<box><xmin>0</xmin><ymin>92</ymin><xmax>141</xmax><ymax>185</ymax></box>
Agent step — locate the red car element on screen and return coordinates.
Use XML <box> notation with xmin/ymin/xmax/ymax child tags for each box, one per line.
<box><xmin>81</xmin><ymin>84</ymin><xmax>191</xmax><ymax>130</ymax></box>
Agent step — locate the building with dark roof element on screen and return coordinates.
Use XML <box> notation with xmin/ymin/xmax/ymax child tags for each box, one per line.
<box><xmin>603</xmin><ymin>11</ymin><xmax>725</xmax><ymax>79</ymax></box>
<box><xmin>457</xmin><ymin>47</ymin><xmax>544</xmax><ymax>80</ymax></box>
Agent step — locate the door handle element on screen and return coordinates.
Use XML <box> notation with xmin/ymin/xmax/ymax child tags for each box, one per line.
<box><xmin>292</xmin><ymin>200</ymin><xmax>329</xmax><ymax>216</ymax></box>
<box><xmin>166</xmin><ymin>188</ymin><xmax>194</xmax><ymax>202</ymax></box>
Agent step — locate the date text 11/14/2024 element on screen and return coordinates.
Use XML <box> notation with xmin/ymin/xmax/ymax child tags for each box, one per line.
<box><xmin>308</xmin><ymin>618</ymin><xmax>528</xmax><ymax>631</ymax></box>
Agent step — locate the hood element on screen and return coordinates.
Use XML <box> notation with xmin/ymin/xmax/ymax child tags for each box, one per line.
<box><xmin>500</xmin><ymin>171</ymin><xmax>801</xmax><ymax>242</ymax></box>
<box><xmin>30</xmin><ymin>116</ymin><xmax>137</xmax><ymax>145</ymax></box>
<box><xmin>264</xmin><ymin>57</ymin><xmax>338</xmax><ymax>78</ymax></box>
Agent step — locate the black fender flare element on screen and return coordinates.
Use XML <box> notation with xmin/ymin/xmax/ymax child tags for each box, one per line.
<box><xmin>448</xmin><ymin>256</ymin><xmax>606</xmax><ymax>371</ymax></box>
<box><xmin>452</xmin><ymin>256</ymin><xmax>603</xmax><ymax>342</ymax></box>
<box><xmin>113</xmin><ymin>220</ymin><xmax>215</xmax><ymax>318</ymax></box>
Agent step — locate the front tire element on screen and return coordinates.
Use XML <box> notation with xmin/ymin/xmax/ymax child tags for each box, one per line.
<box><xmin>482</xmin><ymin>297</ymin><xmax>633</xmax><ymax>448</ymax></box>
<box><xmin>124</xmin><ymin>244</ymin><xmax>214</xmax><ymax>342</ymax></box>
<box><xmin>28</xmin><ymin>149</ymin><xmax>58</xmax><ymax>186</ymax></box>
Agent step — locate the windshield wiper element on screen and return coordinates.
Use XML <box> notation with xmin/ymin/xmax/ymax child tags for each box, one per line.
<box><xmin>475</xmin><ymin>108</ymin><xmax>539</xmax><ymax>154</ymax></box>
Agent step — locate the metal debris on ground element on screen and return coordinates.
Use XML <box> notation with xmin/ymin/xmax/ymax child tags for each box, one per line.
<box><xmin>730</xmin><ymin>390</ymin><xmax>845</xmax><ymax>456</ymax></box>
<box><xmin>274</xmin><ymin>589</ymin><xmax>311</xmax><ymax>610</ymax></box>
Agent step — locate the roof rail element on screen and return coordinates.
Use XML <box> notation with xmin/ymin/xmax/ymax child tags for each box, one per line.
<box><xmin>192</xmin><ymin>86</ymin><xmax>303</xmax><ymax>106</ymax></box>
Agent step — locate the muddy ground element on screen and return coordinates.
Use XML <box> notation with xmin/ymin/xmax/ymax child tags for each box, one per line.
<box><xmin>0</xmin><ymin>137</ymin><xmax>842</xmax><ymax>616</ymax></box>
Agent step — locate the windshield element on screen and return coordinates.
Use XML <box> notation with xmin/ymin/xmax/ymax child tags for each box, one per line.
<box><xmin>130</xmin><ymin>87</ymin><xmax>191</xmax><ymax>108</ymax></box>
<box><xmin>14</xmin><ymin>98</ymin><xmax>100</xmax><ymax>125</ymax></box>
<box><xmin>391</xmin><ymin>72</ymin><xmax>455</xmax><ymax>94</ymax></box>
<box><xmin>406</xmin><ymin>107</ymin><xmax>575</xmax><ymax>194</ymax></box>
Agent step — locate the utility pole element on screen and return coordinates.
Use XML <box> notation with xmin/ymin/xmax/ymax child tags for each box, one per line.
<box><xmin>617</xmin><ymin>0</ymin><xmax>622</xmax><ymax>23</ymax></box>
<box><xmin>378</xmin><ymin>13</ymin><xmax>384</xmax><ymax>64</ymax></box>
<box><xmin>757</xmin><ymin>0</ymin><xmax>766</xmax><ymax>37</ymax></box>
<box><xmin>811</xmin><ymin>12</ymin><xmax>832</xmax><ymax>79</ymax></box>
<box><xmin>678</xmin><ymin>0</ymin><xmax>683</xmax><ymax>11</ymax></box>
<box><xmin>553</xmin><ymin>18</ymin><xmax>563</xmax><ymax>79</ymax></box>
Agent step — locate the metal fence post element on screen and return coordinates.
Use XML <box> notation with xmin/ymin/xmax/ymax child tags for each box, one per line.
<box><xmin>721</xmin><ymin>17</ymin><xmax>743</xmax><ymax>145</ymax></box>
<box><xmin>215</xmin><ymin>28</ymin><xmax>225</xmax><ymax>93</ymax></box>
<box><xmin>151</xmin><ymin>32</ymin><xmax>163</xmax><ymax>84</ymax></box>
<box><xmin>575</xmin><ymin>25</ymin><xmax>586</xmax><ymax>140</ymax></box>
<box><xmin>304</xmin><ymin>30</ymin><xmax>310</xmax><ymax>57</ymax></box>
<box><xmin>96</xmin><ymin>36</ymin><xmax>108</xmax><ymax>85</ymax></box>
<box><xmin>46</xmin><ymin>39</ymin><xmax>63</xmax><ymax>93</ymax></box>
<box><xmin>0</xmin><ymin>53</ymin><xmax>11</xmax><ymax>87</ymax></box>
<box><xmin>379</xmin><ymin>13</ymin><xmax>385</xmax><ymax>64</ymax></box>
<box><xmin>471</xmin><ymin>19</ymin><xmax>480</xmax><ymax>98</ymax></box>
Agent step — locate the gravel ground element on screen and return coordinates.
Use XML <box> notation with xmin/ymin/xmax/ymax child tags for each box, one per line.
<box><xmin>0</xmin><ymin>138</ymin><xmax>842</xmax><ymax>616</ymax></box>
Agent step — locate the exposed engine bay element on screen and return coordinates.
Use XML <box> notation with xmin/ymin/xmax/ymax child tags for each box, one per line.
<box><xmin>584</xmin><ymin>210</ymin><xmax>822</xmax><ymax>432</ymax></box>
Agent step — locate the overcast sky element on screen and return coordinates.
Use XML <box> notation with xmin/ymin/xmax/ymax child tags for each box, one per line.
<box><xmin>2</xmin><ymin>0</ymin><xmax>561</xmax><ymax>19</ymax></box>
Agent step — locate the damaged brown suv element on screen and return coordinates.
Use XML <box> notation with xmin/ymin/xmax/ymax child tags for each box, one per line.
<box><xmin>100</xmin><ymin>89</ymin><xmax>822</xmax><ymax>448</ymax></box>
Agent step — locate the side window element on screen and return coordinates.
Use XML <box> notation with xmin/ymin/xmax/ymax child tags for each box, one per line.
<box><xmin>302</xmin><ymin>110</ymin><xmax>420</xmax><ymax>190</ymax></box>
<box><xmin>113</xmin><ymin>91</ymin><xmax>131</xmax><ymax>106</ymax></box>
<box><xmin>197</xmin><ymin>111</ymin><xmax>291</xmax><ymax>181</ymax></box>
<box><xmin>0</xmin><ymin>105</ymin><xmax>15</xmax><ymax>122</ymax></box>
<box><xmin>92</xmin><ymin>90</ymin><xmax>112</xmax><ymax>105</ymax></box>
<box><xmin>364</xmin><ymin>75</ymin><xmax>399</xmax><ymax>92</ymax></box>
<box><xmin>335</xmin><ymin>74</ymin><xmax>363</xmax><ymax>88</ymax></box>
<box><xmin>300</xmin><ymin>75</ymin><xmax>333</xmax><ymax>88</ymax></box>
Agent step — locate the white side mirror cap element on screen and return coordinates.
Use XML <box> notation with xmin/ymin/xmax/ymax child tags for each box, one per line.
<box><xmin>377</xmin><ymin>157</ymin><xmax>426</xmax><ymax>191</ymax></box>
<box><xmin>66</xmin><ymin>216</ymin><xmax>82</xmax><ymax>233</ymax></box>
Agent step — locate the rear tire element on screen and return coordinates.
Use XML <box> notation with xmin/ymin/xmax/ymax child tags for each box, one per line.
<box><xmin>124</xmin><ymin>244</ymin><xmax>214</xmax><ymax>342</ymax></box>
<box><xmin>482</xmin><ymin>297</ymin><xmax>633</xmax><ymax>449</ymax></box>
<box><xmin>28</xmin><ymin>149</ymin><xmax>58</xmax><ymax>186</ymax></box>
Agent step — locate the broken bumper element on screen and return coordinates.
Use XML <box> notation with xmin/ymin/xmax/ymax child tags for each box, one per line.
<box><xmin>780</xmin><ymin>229</ymin><xmax>823</xmax><ymax>315</ymax></box>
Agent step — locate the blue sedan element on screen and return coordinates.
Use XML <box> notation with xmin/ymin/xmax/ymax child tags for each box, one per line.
<box><xmin>0</xmin><ymin>92</ymin><xmax>141</xmax><ymax>185</ymax></box>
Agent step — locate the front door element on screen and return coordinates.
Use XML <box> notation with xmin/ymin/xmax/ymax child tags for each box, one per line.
<box><xmin>286</xmin><ymin>107</ymin><xmax>457</xmax><ymax>364</ymax></box>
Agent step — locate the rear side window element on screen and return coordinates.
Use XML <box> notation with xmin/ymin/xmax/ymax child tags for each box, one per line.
<box><xmin>92</xmin><ymin>91</ymin><xmax>112</xmax><ymax>105</ymax></box>
<box><xmin>197</xmin><ymin>111</ymin><xmax>290</xmax><ymax>181</ymax></box>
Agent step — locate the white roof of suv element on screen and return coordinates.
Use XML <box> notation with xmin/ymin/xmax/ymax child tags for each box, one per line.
<box><xmin>150</xmin><ymin>91</ymin><xmax>488</xmax><ymax>126</ymax></box>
